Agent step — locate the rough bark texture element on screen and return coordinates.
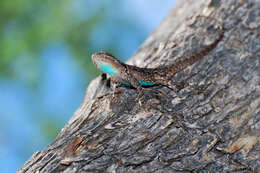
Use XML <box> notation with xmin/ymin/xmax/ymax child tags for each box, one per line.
<box><xmin>19</xmin><ymin>0</ymin><xmax>260</xmax><ymax>172</ymax></box>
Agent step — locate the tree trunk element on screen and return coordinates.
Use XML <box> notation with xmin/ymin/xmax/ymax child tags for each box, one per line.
<box><xmin>18</xmin><ymin>0</ymin><xmax>260</xmax><ymax>172</ymax></box>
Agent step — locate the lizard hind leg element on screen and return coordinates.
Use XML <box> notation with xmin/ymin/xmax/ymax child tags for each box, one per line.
<box><xmin>162</xmin><ymin>78</ymin><xmax>185</xmax><ymax>92</ymax></box>
<box><xmin>165</xmin><ymin>72</ymin><xmax>198</xmax><ymax>92</ymax></box>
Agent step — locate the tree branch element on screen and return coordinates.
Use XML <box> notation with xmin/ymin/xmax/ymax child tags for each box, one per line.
<box><xmin>18</xmin><ymin>0</ymin><xmax>260</xmax><ymax>172</ymax></box>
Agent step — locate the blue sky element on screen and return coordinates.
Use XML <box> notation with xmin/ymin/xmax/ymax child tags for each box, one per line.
<box><xmin>0</xmin><ymin>1</ymin><xmax>176</xmax><ymax>172</ymax></box>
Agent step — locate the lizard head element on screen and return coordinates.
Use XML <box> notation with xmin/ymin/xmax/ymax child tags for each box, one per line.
<box><xmin>92</xmin><ymin>51</ymin><xmax>125</xmax><ymax>75</ymax></box>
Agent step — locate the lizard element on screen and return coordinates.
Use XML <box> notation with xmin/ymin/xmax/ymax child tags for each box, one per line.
<box><xmin>91</xmin><ymin>16</ymin><xmax>224</xmax><ymax>105</ymax></box>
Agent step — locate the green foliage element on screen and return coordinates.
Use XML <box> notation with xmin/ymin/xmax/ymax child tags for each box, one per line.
<box><xmin>0</xmin><ymin>0</ymin><xmax>107</xmax><ymax>78</ymax></box>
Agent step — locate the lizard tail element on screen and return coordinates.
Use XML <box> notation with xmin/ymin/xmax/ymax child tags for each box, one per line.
<box><xmin>165</xmin><ymin>16</ymin><xmax>224</xmax><ymax>79</ymax></box>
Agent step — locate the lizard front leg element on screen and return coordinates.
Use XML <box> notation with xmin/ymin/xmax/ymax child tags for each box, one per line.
<box><xmin>137</xmin><ymin>86</ymin><xmax>145</xmax><ymax>106</ymax></box>
<box><xmin>111</xmin><ymin>82</ymin><xmax>118</xmax><ymax>101</ymax></box>
<box><xmin>128</xmin><ymin>77</ymin><xmax>145</xmax><ymax>106</ymax></box>
<box><xmin>110</xmin><ymin>76</ymin><xmax>124</xmax><ymax>102</ymax></box>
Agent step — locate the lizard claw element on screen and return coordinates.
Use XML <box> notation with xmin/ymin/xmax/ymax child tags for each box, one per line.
<box><xmin>138</xmin><ymin>97</ymin><xmax>144</xmax><ymax>107</ymax></box>
<box><xmin>138</xmin><ymin>101</ymin><xmax>142</xmax><ymax>107</ymax></box>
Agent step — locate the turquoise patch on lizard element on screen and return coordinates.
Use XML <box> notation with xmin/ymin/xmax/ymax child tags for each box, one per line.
<box><xmin>96</xmin><ymin>61</ymin><xmax>118</xmax><ymax>75</ymax></box>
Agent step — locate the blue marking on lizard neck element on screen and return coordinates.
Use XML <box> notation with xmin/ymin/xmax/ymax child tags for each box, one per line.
<box><xmin>138</xmin><ymin>80</ymin><xmax>156</xmax><ymax>86</ymax></box>
<box><xmin>96</xmin><ymin>61</ymin><xmax>118</xmax><ymax>75</ymax></box>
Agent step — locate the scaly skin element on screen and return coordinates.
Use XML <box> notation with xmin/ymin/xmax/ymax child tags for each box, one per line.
<box><xmin>92</xmin><ymin>16</ymin><xmax>224</xmax><ymax>105</ymax></box>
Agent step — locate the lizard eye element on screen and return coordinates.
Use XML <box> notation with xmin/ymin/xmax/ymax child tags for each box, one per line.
<box><xmin>98</xmin><ymin>51</ymin><xmax>113</xmax><ymax>57</ymax></box>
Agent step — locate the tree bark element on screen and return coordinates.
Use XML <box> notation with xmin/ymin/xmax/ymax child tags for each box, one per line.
<box><xmin>18</xmin><ymin>0</ymin><xmax>260</xmax><ymax>172</ymax></box>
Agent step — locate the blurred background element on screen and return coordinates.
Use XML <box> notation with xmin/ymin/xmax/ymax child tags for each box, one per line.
<box><xmin>0</xmin><ymin>0</ymin><xmax>176</xmax><ymax>172</ymax></box>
